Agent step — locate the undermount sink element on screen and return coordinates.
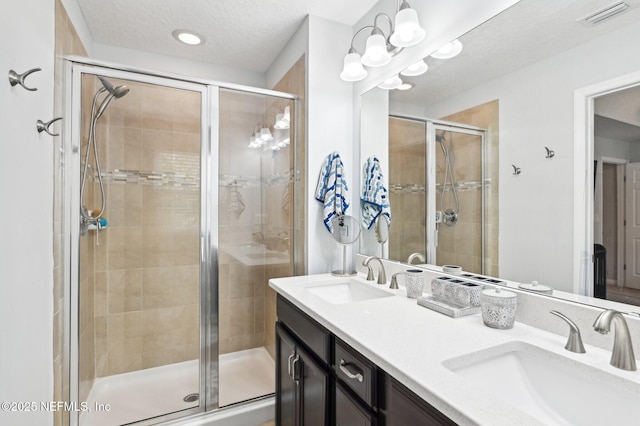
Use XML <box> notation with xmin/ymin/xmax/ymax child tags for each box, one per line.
<box><xmin>305</xmin><ymin>279</ymin><xmax>394</xmax><ymax>304</ymax></box>
<box><xmin>443</xmin><ymin>341</ymin><xmax>640</xmax><ymax>425</ymax></box>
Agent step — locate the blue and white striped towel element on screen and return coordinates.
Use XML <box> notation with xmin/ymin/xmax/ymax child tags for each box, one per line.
<box><xmin>361</xmin><ymin>156</ymin><xmax>391</xmax><ymax>230</ymax></box>
<box><xmin>315</xmin><ymin>151</ymin><xmax>349</xmax><ymax>232</ymax></box>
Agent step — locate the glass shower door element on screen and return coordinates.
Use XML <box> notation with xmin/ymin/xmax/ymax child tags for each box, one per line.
<box><xmin>430</xmin><ymin>124</ymin><xmax>486</xmax><ymax>274</ymax></box>
<box><xmin>71</xmin><ymin>67</ymin><xmax>207</xmax><ymax>426</ymax></box>
<box><xmin>217</xmin><ymin>88</ymin><xmax>295</xmax><ymax>407</ymax></box>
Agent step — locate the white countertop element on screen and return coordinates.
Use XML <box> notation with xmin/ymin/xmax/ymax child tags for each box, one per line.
<box><xmin>269</xmin><ymin>273</ymin><xmax>640</xmax><ymax>426</ymax></box>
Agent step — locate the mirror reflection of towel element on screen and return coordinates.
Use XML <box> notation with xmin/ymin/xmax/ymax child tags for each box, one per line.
<box><xmin>361</xmin><ymin>156</ymin><xmax>391</xmax><ymax>230</ymax></box>
<box><xmin>227</xmin><ymin>182</ymin><xmax>245</xmax><ymax>219</ymax></box>
<box><xmin>314</xmin><ymin>151</ymin><xmax>349</xmax><ymax>232</ymax></box>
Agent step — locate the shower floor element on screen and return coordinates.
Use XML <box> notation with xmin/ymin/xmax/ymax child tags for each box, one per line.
<box><xmin>82</xmin><ymin>347</ymin><xmax>275</xmax><ymax>426</ymax></box>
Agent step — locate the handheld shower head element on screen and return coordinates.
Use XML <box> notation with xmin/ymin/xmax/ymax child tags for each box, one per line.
<box><xmin>98</xmin><ymin>76</ymin><xmax>129</xmax><ymax>98</ymax></box>
<box><xmin>94</xmin><ymin>77</ymin><xmax>129</xmax><ymax>119</ymax></box>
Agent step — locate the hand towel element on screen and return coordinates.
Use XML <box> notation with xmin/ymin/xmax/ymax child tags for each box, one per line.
<box><xmin>227</xmin><ymin>181</ymin><xmax>245</xmax><ymax>219</ymax></box>
<box><xmin>361</xmin><ymin>156</ymin><xmax>391</xmax><ymax>230</ymax></box>
<box><xmin>315</xmin><ymin>151</ymin><xmax>349</xmax><ymax>232</ymax></box>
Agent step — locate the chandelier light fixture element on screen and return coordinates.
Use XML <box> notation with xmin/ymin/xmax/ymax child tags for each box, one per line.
<box><xmin>340</xmin><ymin>0</ymin><xmax>425</xmax><ymax>82</ymax></box>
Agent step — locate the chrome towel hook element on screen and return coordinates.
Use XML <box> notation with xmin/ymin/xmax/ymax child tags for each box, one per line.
<box><xmin>8</xmin><ymin>68</ymin><xmax>41</xmax><ymax>91</ymax></box>
<box><xmin>512</xmin><ymin>165</ymin><xmax>521</xmax><ymax>176</ymax></box>
<box><xmin>37</xmin><ymin>117</ymin><xmax>63</xmax><ymax>137</ymax></box>
<box><xmin>545</xmin><ymin>147</ymin><xmax>555</xmax><ymax>158</ymax></box>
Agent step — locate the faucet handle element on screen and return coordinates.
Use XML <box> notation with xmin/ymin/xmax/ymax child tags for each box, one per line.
<box><xmin>365</xmin><ymin>264</ymin><xmax>375</xmax><ymax>281</ymax></box>
<box><xmin>550</xmin><ymin>310</ymin><xmax>586</xmax><ymax>354</ymax></box>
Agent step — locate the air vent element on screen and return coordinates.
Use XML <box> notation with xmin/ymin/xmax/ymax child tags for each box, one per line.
<box><xmin>579</xmin><ymin>1</ymin><xmax>630</xmax><ymax>25</ymax></box>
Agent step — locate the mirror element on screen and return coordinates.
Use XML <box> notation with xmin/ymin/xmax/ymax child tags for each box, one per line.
<box><xmin>358</xmin><ymin>0</ymin><xmax>640</xmax><ymax>307</ymax></box>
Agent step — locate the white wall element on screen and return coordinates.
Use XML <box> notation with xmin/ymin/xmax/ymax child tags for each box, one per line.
<box><xmin>92</xmin><ymin>43</ymin><xmax>266</xmax><ymax>88</ymax></box>
<box><xmin>1</xmin><ymin>1</ymin><xmax>54</xmax><ymax>425</ymax></box>
<box><xmin>421</xmin><ymin>21</ymin><xmax>640</xmax><ymax>292</ymax></box>
<box><xmin>306</xmin><ymin>16</ymin><xmax>355</xmax><ymax>274</ymax></box>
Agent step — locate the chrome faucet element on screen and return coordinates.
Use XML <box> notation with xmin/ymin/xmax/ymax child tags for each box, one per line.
<box><xmin>407</xmin><ymin>252</ymin><xmax>426</xmax><ymax>265</ymax></box>
<box><xmin>362</xmin><ymin>256</ymin><xmax>387</xmax><ymax>284</ymax></box>
<box><xmin>593</xmin><ymin>309</ymin><xmax>637</xmax><ymax>371</ymax></box>
<box><xmin>550</xmin><ymin>310</ymin><xmax>585</xmax><ymax>354</ymax></box>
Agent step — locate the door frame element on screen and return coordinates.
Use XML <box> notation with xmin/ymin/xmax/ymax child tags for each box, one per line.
<box><xmin>598</xmin><ymin>157</ymin><xmax>626</xmax><ymax>288</ymax></box>
<box><xmin>574</xmin><ymin>70</ymin><xmax>640</xmax><ymax>296</ymax></box>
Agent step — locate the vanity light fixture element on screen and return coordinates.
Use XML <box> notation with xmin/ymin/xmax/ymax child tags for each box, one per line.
<box><xmin>397</xmin><ymin>82</ymin><xmax>414</xmax><ymax>91</ymax></box>
<box><xmin>172</xmin><ymin>30</ymin><xmax>205</xmax><ymax>46</ymax></box>
<box><xmin>274</xmin><ymin>106</ymin><xmax>291</xmax><ymax>129</ymax></box>
<box><xmin>430</xmin><ymin>39</ymin><xmax>463</xmax><ymax>59</ymax></box>
<box><xmin>259</xmin><ymin>127</ymin><xmax>273</xmax><ymax>142</ymax></box>
<box><xmin>378</xmin><ymin>74</ymin><xmax>403</xmax><ymax>90</ymax></box>
<box><xmin>400</xmin><ymin>59</ymin><xmax>428</xmax><ymax>76</ymax></box>
<box><xmin>340</xmin><ymin>1</ymin><xmax>425</xmax><ymax>82</ymax></box>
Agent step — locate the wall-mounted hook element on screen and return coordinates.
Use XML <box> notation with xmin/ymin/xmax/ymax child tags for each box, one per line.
<box><xmin>37</xmin><ymin>117</ymin><xmax>63</xmax><ymax>137</ymax></box>
<box><xmin>545</xmin><ymin>147</ymin><xmax>555</xmax><ymax>158</ymax></box>
<box><xmin>8</xmin><ymin>68</ymin><xmax>41</xmax><ymax>91</ymax></box>
<box><xmin>512</xmin><ymin>165</ymin><xmax>521</xmax><ymax>176</ymax></box>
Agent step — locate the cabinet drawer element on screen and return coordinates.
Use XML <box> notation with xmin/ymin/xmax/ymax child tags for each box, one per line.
<box><xmin>336</xmin><ymin>382</ymin><xmax>376</xmax><ymax>426</ymax></box>
<box><xmin>277</xmin><ymin>295</ymin><xmax>331</xmax><ymax>363</ymax></box>
<box><xmin>334</xmin><ymin>338</ymin><xmax>377</xmax><ymax>408</ymax></box>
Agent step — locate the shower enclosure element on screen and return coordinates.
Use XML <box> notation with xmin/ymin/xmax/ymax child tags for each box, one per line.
<box><xmin>63</xmin><ymin>60</ymin><xmax>299</xmax><ymax>425</ymax></box>
<box><xmin>388</xmin><ymin>116</ymin><xmax>488</xmax><ymax>274</ymax></box>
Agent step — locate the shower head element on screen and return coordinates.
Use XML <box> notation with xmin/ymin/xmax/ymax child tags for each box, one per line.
<box><xmin>94</xmin><ymin>77</ymin><xmax>129</xmax><ymax>119</ymax></box>
<box><xmin>98</xmin><ymin>76</ymin><xmax>130</xmax><ymax>99</ymax></box>
<box><xmin>436</xmin><ymin>131</ymin><xmax>446</xmax><ymax>143</ymax></box>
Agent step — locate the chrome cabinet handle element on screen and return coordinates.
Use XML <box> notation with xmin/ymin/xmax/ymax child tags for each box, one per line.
<box><xmin>339</xmin><ymin>359</ymin><xmax>363</xmax><ymax>382</ymax></box>
<box><xmin>9</xmin><ymin>68</ymin><xmax>41</xmax><ymax>91</ymax></box>
<box><xmin>287</xmin><ymin>353</ymin><xmax>295</xmax><ymax>377</ymax></box>
<box><xmin>37</xmin><ymin>117</ymin><xmax>63</xmax><ymax>137</ymax></box>
<box><xmin>291</xmin><ymin>354</ymin><xmax>300</xmax><ymax>382</ymax></box>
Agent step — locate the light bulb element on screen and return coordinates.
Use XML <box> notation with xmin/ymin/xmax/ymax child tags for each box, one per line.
<box><xmin>340</xmin><ymin>52</ymin><xmax>368</xmax><ymax>81</ymax></box>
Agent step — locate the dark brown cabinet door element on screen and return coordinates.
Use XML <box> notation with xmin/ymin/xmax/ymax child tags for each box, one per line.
<box><xmin>336</xmin><ymin>383</ymin><xmax>376</xmax><ymax>426</ymax></box>
<box><xmin>276</xmin><ymin>323</ymin><xmax>329</xmax><ymax>426</ymax></box>
<box><xmin>382</xmin><ymin>374</ymin><xmax>457</xmax><ymax>426</ymax></box>
<box><xmin>276</xmin><ymin>323</ymin><xmax>298</xmax><ymax>426</ymax></box>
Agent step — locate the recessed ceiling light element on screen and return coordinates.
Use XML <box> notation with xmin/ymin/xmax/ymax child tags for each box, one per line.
<box><xmin>397</xmin><ymin>83</ymin><xmax>414</xmax><ymax>91</ymax></box>
<box><xmin>172</xmin><ymin>30</ymin><xmax>204</xmax><ymax>46</ymax></box>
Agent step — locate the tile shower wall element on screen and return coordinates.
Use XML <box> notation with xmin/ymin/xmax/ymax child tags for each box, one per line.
<box><xmin>388</xmin><ymin>117</ymin><xmax>426</xmax><ymax>263</ymax></box>
<box><xmin>266</xmin><ymin>55</ymin><xmax>305</xmax><ymax>358</ymax></box>
<box><xmin>91</xmin><ymin>81</ymin><xmax>201</xmax><ymax>376</ymax></box>
<box><xmin>218</xmin><ymin>56</ymin><xmax>303</xmax><ymax>360</ymax></box>
<box><xmin>440</xmin><ymin>100</ymin><xmax>499</xmax><ymax>276</ymax></box>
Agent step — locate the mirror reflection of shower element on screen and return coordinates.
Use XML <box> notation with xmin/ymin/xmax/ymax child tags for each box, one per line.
<box><xmin>436</xmin><ymin>130</ymin><xmax>459</xmax><ymax>226</ymax></box>
<box><xmin>80</xmin><ymin>76</ymin><xmax>130</xmax><ymax>235</ymax></box>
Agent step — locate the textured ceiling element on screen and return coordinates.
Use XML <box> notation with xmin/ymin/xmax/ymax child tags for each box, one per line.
<box><xmin>391</xmin><ymin>0</ymin><xmax>640</xmax><ymax>108</ymax></box>
<box><xmin>77</xmin><ymin>0</ymin><xmax>378</xmax><ymax>72</ymax></box>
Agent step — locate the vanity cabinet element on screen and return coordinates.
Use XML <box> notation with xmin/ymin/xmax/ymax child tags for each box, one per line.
<box><xmin>276</xmin><ymin>323</ymin><xmax>329</xmax><ymax>426</ymax></box>
<box><xmin>276</xmin><ymin>295</ymin><xmax>456</xmax><ymax>426</ymax></box>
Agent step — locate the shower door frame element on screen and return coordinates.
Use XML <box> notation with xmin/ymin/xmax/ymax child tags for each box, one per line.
<box><xmin>427</xmin><ymin>121</ymin><xmax>487</xmax><ymax>274</ymax></box>
<box><xmin>64</xmin><ymin>61</ymin><xmax>214</xmax><ymax>425</ymax></box>
<box><xmin>390</xmin><ymin>114</ymin><xmax>487</xmax><ymax>272</ymax></box>
<box><xmin>63</xmin><ymin>57</ymin><xmax>299</xmax><ymax>426</ymax></box>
